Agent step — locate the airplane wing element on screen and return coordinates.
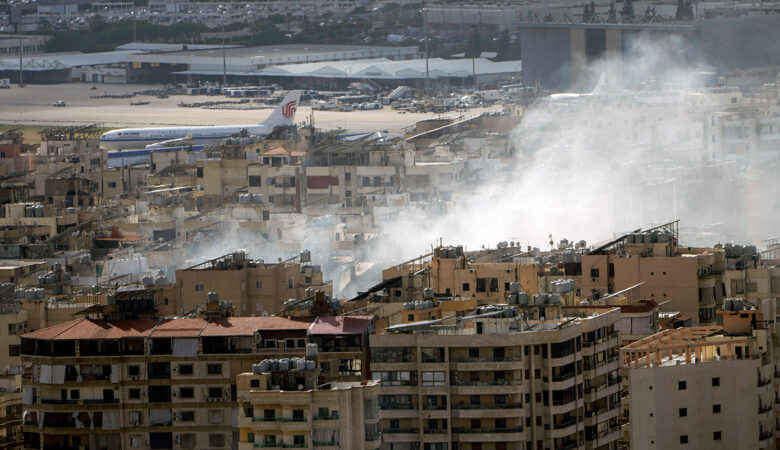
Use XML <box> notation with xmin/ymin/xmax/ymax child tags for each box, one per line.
<box><xmin>146</xmin><ymin>134</ymin><xmax>194</xmax><ymax>149</ymax></box>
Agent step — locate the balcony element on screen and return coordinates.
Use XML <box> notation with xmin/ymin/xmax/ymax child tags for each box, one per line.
<box><xmin>383</xmin><ymin>428</ymin><xmax>419</xmax><ymax>434</ymax></box>
<box><xmin>256</xmin><ymin>348</ymin><xmax>306</xmax><ymax>356</ymax></box>
<box><xmin>453</xmin><ymin>427</ymin><xmax>523</xmax><ymax>434</ymax></box>
<box><xmin>313</xmin><ymin>415</ymin><xmax>339</xmax><ymax>421</ymax></box>
<box><xmin>423</xmin><ymin>428</ymin><xmax>447</xmax><ymax>434</ymax></box>
<box><xmin>452</xmin><ymin>427</ymin><xmax>525</xmax><ymax>442</ymax></box>
<box><xmin>450</xmin><ymin>356</ymin><xmax>523</xmax><ymax>371</ymax></box>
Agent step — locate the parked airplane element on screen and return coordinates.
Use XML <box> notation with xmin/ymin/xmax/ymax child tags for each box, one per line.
<box><xmin>547</xmin><ymin>72</ymin><xmax>607</xmax><ymax>101</ymax></box>
<box><xmin>99</xmin><ymin>90</ymin><xmax>302</xmax><ymax>150</ymax></box>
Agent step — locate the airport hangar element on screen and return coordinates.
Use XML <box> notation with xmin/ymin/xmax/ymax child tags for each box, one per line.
<box><xmin>519</xmin><ymin>15</ymin><xmax>780</xmax><ymax>92</ymax></box>
<box><xmin>0</xmin><ymin>43</ymin><xmax>423</xmax><ymax>84</ymax></box>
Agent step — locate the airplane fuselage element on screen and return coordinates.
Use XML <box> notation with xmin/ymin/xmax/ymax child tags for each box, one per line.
<box><xmin>99</xmin><ymin>124</ymin><xmax>270</xmax><ymax>150</ymax></box>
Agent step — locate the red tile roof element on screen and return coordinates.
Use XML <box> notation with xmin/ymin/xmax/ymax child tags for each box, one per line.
<box><xmin>202</xmin><ymin>317</ymin><xmax>313</xmax><ymax>336</ymax></box>
<box><xmin>308</xmin><ymin>316</ymin><xmax>373</xmax><ymax>335</ymax></box>
<box><xmin>22</xmin><ymin>317</ymin><xmax>318</xmax><ymax>340</ymax></box>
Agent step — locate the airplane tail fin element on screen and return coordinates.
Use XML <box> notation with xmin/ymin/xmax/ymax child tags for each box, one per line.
<box><xmin>262</xmin><ymin>90</ymin><xmax>302</xmax><ymax>128</ymax></box>
<box><xmin>591</xmin><ymin>72</ymin><xmax>607</xmax><ymax>95</ymax></box>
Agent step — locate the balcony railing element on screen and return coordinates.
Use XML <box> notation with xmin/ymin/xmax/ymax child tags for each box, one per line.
<box><xmin>313</xmin><ymin>415</ymin><xmax>339</xmax><ymax>420</ymax></box>
<box><xmin>759</xmin><ymin>404</ymin><xmax>772</xmax><ymax>414</ymax></box>
<box><xmin>452</xmin><ymin>427</ymin><xmax>523</xmax><ymax>434</ymax></box>
<box><xmin>422</xmin><ymin>405</ymin><xmax>447</xmax><ymax>410</ymax></box>
<box><xmin>451</xmin><ymin>356</ymin><xmax>522</xmax><ymax>363</ymax></box>
<box><xmin>452</xmin><ymin>380</ymin><xmax>520</xmax><ymax>387</ymax></box>
<box><xmin>83</xmin><ymin>399</ymin><xmax>119</xmax><ymax>404</ymax></box>
<box><xmin>313</xmin><ymin>442</ymin><xmax>340</xmax><ymax>447</ymax></box>
<box><xmin>758</xmin><ymin>378</ymin><xmax>772</xmax><ymax>387</ymax></box>
<box><xmin>452</xmin><ymin>403</ymin><xmax>523</xmax><ymax>410</ymax></box>
<box><xmin>379</xmin><ymin>405</ymin><xmax>417</xmax><ymax>410</ymax></box>
<box><xmin>552</xmin><ymin>372</ymin><xmax>577</xmax><ymax>382</ymax></box>
<box><xmin>423</xmin><ymin>428</ymin><xmax>447</xmax><ymax>434</ymax></box>
<box><xmin>384</xmin><ymin>428</ymin><xmax>419</xmax><ymax>434</ymax></box>
<box><xmin>554</xmin><ymin>418</ymin><xmax>577</xmax><ymax>429</ymax></box>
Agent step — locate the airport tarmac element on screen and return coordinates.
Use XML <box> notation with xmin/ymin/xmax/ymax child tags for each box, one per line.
<box><xmin>0</xmin><ymin>83</ymin><xmax>500</xmax><ymax>133</ymax></box>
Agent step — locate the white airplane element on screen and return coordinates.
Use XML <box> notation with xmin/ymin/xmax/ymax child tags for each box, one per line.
<box><xmin>548</xmin><ymin>72</ymin><xmax>607</xmax><ymax>101</ymax></box>
<box><xmin>145</xmin><ymin>134</ymin><xmax>193</xmax><ymax>150</ymax></box>
<box><xmin>99</xmin><ymin>90</ymin><xmax>302</xmax><ymax>150</ymax></box>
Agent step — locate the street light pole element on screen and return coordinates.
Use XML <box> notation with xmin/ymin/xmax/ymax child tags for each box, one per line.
<box><xmin>423</xmin><ymin>1</ymin><xmax>429</xmax><ymax>95</ymax></box>
<box><xmin>221</xmin><ymin>15</ymin><xmax>227</xmax><ymax>86</ymax></box>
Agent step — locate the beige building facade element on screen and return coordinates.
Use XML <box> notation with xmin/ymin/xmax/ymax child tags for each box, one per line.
<box><xmin>370</xmin><ymin>305</ymin><xmax>622</xmax><ymax>450</ymax></box>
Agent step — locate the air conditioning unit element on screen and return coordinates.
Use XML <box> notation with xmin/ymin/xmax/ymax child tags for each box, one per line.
<box><xmin>173</xmin><ymin>391</ymin><xmax>178</xmax><ymax>397</ymax></box>
<box><xmin>131</xmin><ymin>375</ymin><xmax>138</xmax><ymax>381</ymax></box>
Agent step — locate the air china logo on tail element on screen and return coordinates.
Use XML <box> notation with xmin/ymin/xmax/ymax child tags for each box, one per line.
<box><xmin>281</xmin><ymin>100</ymin><xmax>297</xmax><ymax>119</ymax></box>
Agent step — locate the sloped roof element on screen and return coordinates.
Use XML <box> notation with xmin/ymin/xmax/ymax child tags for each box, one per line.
<box><xmin>308</xmin><ymin>316</ymin><xmax>373</xmax><ymax>335</ymax></box>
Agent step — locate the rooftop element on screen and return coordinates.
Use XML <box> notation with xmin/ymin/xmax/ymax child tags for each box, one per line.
<box><xmin>308</xmin><ymin>315</ymin><xmax>373</xmax><ymax>335</ymax></box>
<box><xmin>21</xmin><ymin>315</ymin><xmax>358</xmax><ymax>341</ymax></box>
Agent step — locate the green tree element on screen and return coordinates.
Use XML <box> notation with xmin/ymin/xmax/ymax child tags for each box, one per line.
<box><xmin>620</xmin><ymin>0</ymin><xmax>634</xmax><ymax>22</ymax></box>
<box><xmin>608</xmin><ymin>2</ymin><xmax>617</xmax><ymax>23</ymax></box>
<box><xmin>465</xmin><ymin>31</ymin><xmax>482</xmax><ymax>58</ymax></box>
<box><xmin>676</xmin><ymin>0</ymin><xmax>694</xmax><ymax>20</ymax></box>
<box><xmin>582</xmin><ymin>3</ymin><xmax>592</xmax><ymax>22</ymax></box>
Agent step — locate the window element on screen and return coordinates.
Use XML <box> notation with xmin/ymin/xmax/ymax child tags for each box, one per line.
<box><xmin>194</xmin><ymin>284</ymin><xmax>204</xmax><ymax>292</ymax></box>
<box><xmin>496</xmin><ymin>418</ymin><xmax>507</xmax><ymax>429</ymax></box>
<box><xmin>255</xmin><ymin>280</ymin><xmax>263</xmax><ymax>289</ymax></box>
<box><xmin>7</xmin><ymin>323</ymin><xmax>16</xmax><ymax>335</ymax></box>
<box><xmin>590</xmin><ymin>268</ymin><xmax>599</xmax><ymax>278</ymax></box>
<box><xmin>476</xmin><ymin>278</ymin><xmax>487</xmax><ymax>293</ymax></box>
<box><xmin>179</xmin><ymin>388</ymin><xmax>194</xmax><ymax>398</ymax></box>
<box><xmin>128</xmin><ymin>365</ymin><xmax>140</xmax><ymax>376</ymax></box>
<box><xmin>679</xmin><ymin>408</ymin><xmax>687</xmax><ymax>417</ymax></box>
<box><xmin>264</xmin><ymin>409</ymin><xmax>275</xmax><ymax>420</ymax></box>
<box><xmin>408</xmin><ymin>314</ymin><xmax>414</xmax><ymax>321</ymax></box>
<box><xmin>713</xmin><ymin>404</ymin><xmax>721</xmax><ymax>414</ymax></box>
<box><xmin>495</xmin><ymin>394</ymin><xmax>507</xmax><ymax>405</ymax></box>
<box><xmin>180</xmin><ymin>434</ymin><xmax>196</xmax><ymax>449</ymax></box>
<box><xmin>471</xmin><ymin>419</ymin><xmax>481</xmax><ymax>429</ymax></box>
<box><xmin>712</xmin><ymin>377</ymin><xmax>720</xmax><ymax>387</ymax></box>
<box><xmin>129</xmin><ymin>389</ymin><xmax>141</xmax><ymax>399</ymax></box>
<box><xmin>181</xmin><ymin>411</ymin><xmax>195</xmax><ymax>422</ymax></box>
<box><xmin>250</xmin><ymin>379</ymin><xmax>259</xmax><ymax>388</ymax></box>
<box><xmin>207</xmin><ymin>364</ymin><xmax>222</xmax><ymax>375</ymax></box>
<box><xmin>208</xmin><ymin>387</ymin><xmax>223</xmax><ymax>399</ymax></box>
<box><xmin>249</xmin><ymin>175</ymin><xmax>261</xmax><ymax>187</ymax></box>
<box><xmin>490</xmin><ymin>278</ymin><xmax>498</xmax><ymax>292</ymax></box>
<box><xmin>208</xmin><ymin>434</ymin><xmax>225</xmax><ymax>448</ymax></box>
<box><xmin>292</xmin><ymin>409</ymin><xmax>304</xmax><ymax>421</ymax></box>
<box><xmin>678</xmin><ymin>381</ymin><xmax>686</xmax><ymax>390</ymax></box>
<box><xmin>196</xmin><ymin>167</ymin><xmax>203</xmax><ymax>178</ymax></box>
<box><xmin>469</xmin><ymin>348</ymin><xmax>479</xmax><ymax>358</ymax></box>
<box><xmin>462</xmin><ymin>283</ymin><xmax>470</xmax><ymax>291</ymax></box>
<box><xmin>178</xmin><ymin>364</ymin><xmax>193</xmax><ymax>375</ymax></box>
<box><xmin>714</xmin><ymin>431</ymin><xmax>721</xmax><ymax>440</ymax></box>
<box><xmin>70</xmin><ymin>390</ymin><xmax>79</xmax><ymax>400</ymax></box>
<box><xmin>680</xmin><ymin>435</ymin><xmax>688</xmax><ymax>444</ymax></box>
<box><xmin>107</xmin><ymin>182</ymin><xmax>117</xmax><ymax>188</ymax></box>
<box><xmin>293</xmin><ymin>435</ymin><xmax>305</xmax><ymax>446</ymax></box>
<box><xmin>8</xmin><ymin>345</ymin><xmax>19</xmax><ymax>356</ymax></box>
<box><xmin>470</xmin><ymin>395</ymin><xmax>480</xmax><ymax>405</ymax></box>
<box><xmin>421</xmin><ymin>371</ymin><xmax>446</xmax><ymax>386</ymax></box>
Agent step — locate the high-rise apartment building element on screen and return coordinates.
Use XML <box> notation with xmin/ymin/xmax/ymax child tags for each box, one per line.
<box><xmin>621</xmin><ymin>301</ymin><xmax>777</xmax><ymax>450</ymax></box>
<box><xmin>236</xmin><ymin>363</ymin><xmax>381</xmax><ymax>449</ymax></box>
<box><xmin>19</xmin><ymin>305</ymin><xmax>366</xmax><ymax>449</ymax></box>
<box><xmin>174</xmin><ymin>251</ymin><xmax>332</xmax><ymax>316</ymax></box>
<box><xmin>370</xmin><ymin>304</ymin><xmax>623</xmax><ymax>450</ymax></box>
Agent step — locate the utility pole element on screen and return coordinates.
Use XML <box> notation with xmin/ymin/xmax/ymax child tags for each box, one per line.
<box><xmin>17</xmin><ymin>26</ymin><xmax>23</xmax><ymax>87</ymax></box>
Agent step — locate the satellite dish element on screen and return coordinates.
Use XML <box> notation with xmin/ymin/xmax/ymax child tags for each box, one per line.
<box><xmin>298</xmin><ymin>384</ymin><xmax>304</xmax><ymax>391</ymax></box>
